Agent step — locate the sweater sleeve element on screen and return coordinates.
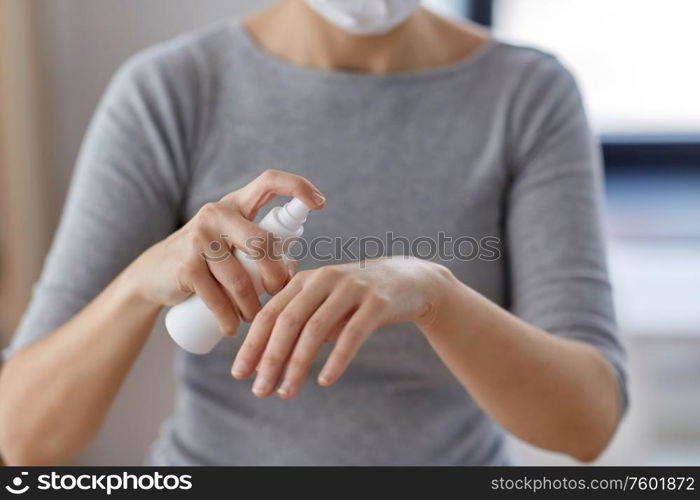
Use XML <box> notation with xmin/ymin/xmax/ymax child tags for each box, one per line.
<box><xmin>2</xmin><ymin>43</ymin><xmax>198</xmax><ymax>361</ymax></box>
<box><xmin>505</xmin><ymin>54</ymin><xmax>628</xmax><ymax>418</ymax></box>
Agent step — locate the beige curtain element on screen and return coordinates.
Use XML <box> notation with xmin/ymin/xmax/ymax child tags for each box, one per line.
<box><xmin>0</xmin><ymin>0</ymin><xmax>55</xmax><ymax>344</ymax></box>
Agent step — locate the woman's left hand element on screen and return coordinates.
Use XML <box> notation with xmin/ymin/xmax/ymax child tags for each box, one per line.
<box><xmin>231</xmin><ymin>257</ymin><xmax>449</xmax><ymax>399</ymax></box>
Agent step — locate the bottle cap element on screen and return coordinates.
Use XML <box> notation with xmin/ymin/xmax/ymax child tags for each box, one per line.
<box><xmin>286</xmin><ymin>198</ymin><xmax>311</xmax><ymax>221</ymax></box>
<box><xmin>279</xmin><ymin>198</ymin><xmax>311</xmax><ymax>229</ymax></box>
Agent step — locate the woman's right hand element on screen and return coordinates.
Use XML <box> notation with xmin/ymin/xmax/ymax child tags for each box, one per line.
<box><xmin>125</xmin><ymin>169</ymin><xmax>326</xmax><ymax>336</ymax></box>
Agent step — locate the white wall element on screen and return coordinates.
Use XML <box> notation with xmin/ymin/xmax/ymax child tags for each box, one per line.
<box><xmin>33</xmin><ymin>0</ymin><xmax>274</xmax><ymax>465</ymax></box>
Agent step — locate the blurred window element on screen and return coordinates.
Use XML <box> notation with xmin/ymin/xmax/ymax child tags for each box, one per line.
<box><xmin>492</xmin><ymin>0</ymin><xmax>700</xmax><ymax>136</ymax></box>
<box><xmin>423</xmin><ymin>0</ymin><xmax>468</xmax><ymax>18</ymax></box>
<box><xmin>430</xmin><ymin>0</ymin><xmax>700</xmax><ymax>140</ymax></box>
<box><xmin>424</xmin><ymin>0</ymin><xmax>491</xmax><ymax>24</ymax></box>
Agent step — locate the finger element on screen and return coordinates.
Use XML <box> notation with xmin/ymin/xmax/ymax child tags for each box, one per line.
<box><xmin>229</xmin><ymin>169</ymin><xmax>326</xmax><ymax>220</ymax></box>
<box><xmin>324</xmin><ymin>317</ymin><xmax>348</xmax><ymax>343</ymax></box>
<box><xmin>277</xmin><ymin>288</ymin><xmax>359</xmax><ymax>400</ymax></box>
<box><xmin>231</xmin><ymin>277</ymin><xmax>304</xmax><ymax>379</ymax></box>
<box><xmin>253</xmin><ymin>286</ymin><xmax>331</xmax><ymax>398</ymax></box>
<box><xmin>285</xmin><ymin>258</ymin><xmax>298</xmax><ymax>283</ymax></box>
<box><xmin>253</xmin><ymin>249</ymin><xmax>289</xmax><ymax>296</ymax></box>
<box><xmin>207</xmin><ymin>252</ymin><xmax>262</xmax><ymax>323</ymax></box>
<box><xmin>219</xmin><ymin>216</ymin><xmax>289</xmax><ymax>295</ymax></box>
<box><xmin>191</xmin><ymin>267</ymin><xmax>240</xmax><ymax>337</ymax></box>
<box><xmin>317</xmin><ymin>298</ymin><xmax>385</xmax><ymax>387</ymax></box>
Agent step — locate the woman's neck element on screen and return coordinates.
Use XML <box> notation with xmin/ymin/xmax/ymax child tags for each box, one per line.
<box><xmin>244</xmin><ymin>0</ymin><xmax>489</xmax><ymax>74</ymax></box>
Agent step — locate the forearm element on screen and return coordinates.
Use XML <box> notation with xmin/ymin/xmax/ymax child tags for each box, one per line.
<box><xmin>418</xmin><ymin>267</ymin><xmax>620</xmax><ymax>462</ymax></box>
<box><xmin>0</xmin><ymin>266</ymin><xmax>161</xmax><ymax>465</ymax></box>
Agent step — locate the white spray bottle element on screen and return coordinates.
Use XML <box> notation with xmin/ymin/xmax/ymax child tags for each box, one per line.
<box><xmin>165</xmin><ymin>198</ymin><xmax>312</xmax><ymax>354</ymax></box>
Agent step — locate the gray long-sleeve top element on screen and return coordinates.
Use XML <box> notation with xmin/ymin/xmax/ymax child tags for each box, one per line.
<box><xmin>3</xmin><ymin>21</ymin><xmax>627</xmax><ymax>465</ymax></box>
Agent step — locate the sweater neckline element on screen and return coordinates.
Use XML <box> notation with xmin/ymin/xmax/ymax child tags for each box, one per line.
<box><xmin>227</xmin><ymin>19</ymin><xmax>500</xmax><ymax>83</ymax></box>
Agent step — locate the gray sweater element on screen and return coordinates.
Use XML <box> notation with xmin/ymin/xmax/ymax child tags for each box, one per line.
<box><xmin>4</xmin><ymin>21</ymin><xmax>627</xmax><ymax>465</ymax></box>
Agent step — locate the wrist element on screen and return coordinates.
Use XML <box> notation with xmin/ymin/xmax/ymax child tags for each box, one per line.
<box><xmin>114</xmin><ymin>260</ymin><xmax>162</xmax><ymax>316</ymax></box>
<box><xmin>415</xmin><ymin>262</ymin><xmax>456</xmax><ymax>332</ymax></box>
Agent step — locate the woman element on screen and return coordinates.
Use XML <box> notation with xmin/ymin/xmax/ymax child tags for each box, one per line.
<box><xmin>0</xmin><ymin>0</ymin><xmax>626</xmax><ymax>465</ymax></box>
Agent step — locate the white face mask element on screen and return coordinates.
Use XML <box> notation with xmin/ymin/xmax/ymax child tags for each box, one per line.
<box><xmin>304</xmin><ymin>0</ymin><xmax>422</xmax><ymax>36</ymax></box>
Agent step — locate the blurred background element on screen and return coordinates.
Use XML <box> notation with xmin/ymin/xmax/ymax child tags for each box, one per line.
<box><xmin>0</xmin><ymin>0</ymin><xmax>698</xmax><ymax>465</ymax></box>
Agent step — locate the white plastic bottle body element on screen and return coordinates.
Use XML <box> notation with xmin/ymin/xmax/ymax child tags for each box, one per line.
<box><xmin>165</xmin><ymin>200</ymin><xmax>310</xmax><ymax>354</ymax></box>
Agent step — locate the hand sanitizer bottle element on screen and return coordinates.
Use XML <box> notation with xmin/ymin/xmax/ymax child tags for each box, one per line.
<box><xmin>165</xmin><ymin>198</ymin><xmax>312</xmax><ymax>354</ymax></box>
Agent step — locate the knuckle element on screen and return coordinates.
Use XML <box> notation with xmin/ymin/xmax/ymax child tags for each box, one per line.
<box><xmin>248</xmin><ymin>226</ymin><xmax>270</xmax><ymax>242</ymax></box>
<box><xmin>260</xmin><ymin>169</ymin><xmax>280</xmax><ymax>182</ymax></box>
<box><xmin>286</xmin><ymin>356</ymin><xmax>309</xmax><ymax>374</ymax></box>
<box><xmin>339</xmin><ymin>277</ymin><xmax>364</xmax><ymax>295</ymax></box>
<box><xmin>367</xmin><ymin>291</ymin><xmax>390</xmax><ymax>308</ymax></box>
<box><xmin>256</xmin><ymin>307</ymin><xmax>278</xmax><ymax>326</ymax></box>
<box><xmin>191</xmin><ymin>233</ymin><xmax>221</xmax><ymax>262</ymax></box>
<box><xmin>305</xmin><ymin>315</ymin><xmax>327</xmax><ymax>336</ymax></box>
<box><xmin>242</xmin><ymin>232</ymin><xmax>268</xmax><ymax>257</ymax></box>
<box><xmin>293</xmin><ymin>269</ymin><xmax>313</xmax><ymax>283</ymax></box>
<box><xmin>283</xmin><ymin>272</ymin><xmax>306</xmax><ymax>291</ymax></box>
<box><xmin>319</xmin><ymin>266</ymin><xmax>339</xmax><ymax>278</ymax></box>
<box><xmin>219</xmin><ymin>190</ymin><xmax>240</xmax><ymax>205</ymax></box>
<box><xmin>265</xmin><ymin>265</ymin><xmax>287</xmax><ymax>287</ymax></box>
<box><xmin>261</xmin><ymin>352</ymin><xmax>283</xmax><ymax>368</ymax></box>
<box><xmin>198</xmin><ymin>202</ymin><xmax>221</xmax><ymax>220</ymax></box>
<box><xmin>188</xmin><ymin>226</ymin><xmax>208</xmax><ymax>246</ymax></box>
<box><xmin>289</xmin><ymin>176</ymin><xmax>306</xmax><ymax>189</ymax></box>
<box><xmin>230</xmin><ymin>275</ymin><xmax>253</xmax><ymax>297</ymax></box>
<box><xmin>277</xmin><ymin>311</ymin><xmax>302</xmax><ymax>331</ymax></box>
<box><xmin>207</xmin><ymin>296</ymin><xmax>231</xmax><ymax>315</ymax></box>
<box><xmin>315</xmin><ymin>266</ymin><xmax>340</xmax><ymax>282</ymax></box>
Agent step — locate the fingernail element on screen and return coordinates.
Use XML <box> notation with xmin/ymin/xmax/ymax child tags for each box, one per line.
<box><xmin>232</xmin><ymin>360</ymin><xmax>249</xmax><ymax>378</ymax></box>
<box><xmin>312</xmin><ymin>191</ymin><xmax>326</xmax><ymax>206</ymax></box>
<box><xmin>277</xmin><ymin>381</ymin><xmax>293</xmax><ymax>398</ymax></box>
<box><xmin>253</xmin><ymin>376</ymin><xmax>270</xmax><ymax>395</ymax></box>
<box><xmin>318</xmin><ymin>371</ymin><xmax>333</xmax><ymax>386</ymax></box>
<box><xmin>287</xmin><ymin>262</ymin><xmax>296</xmax><ymax>278</ymax></box>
